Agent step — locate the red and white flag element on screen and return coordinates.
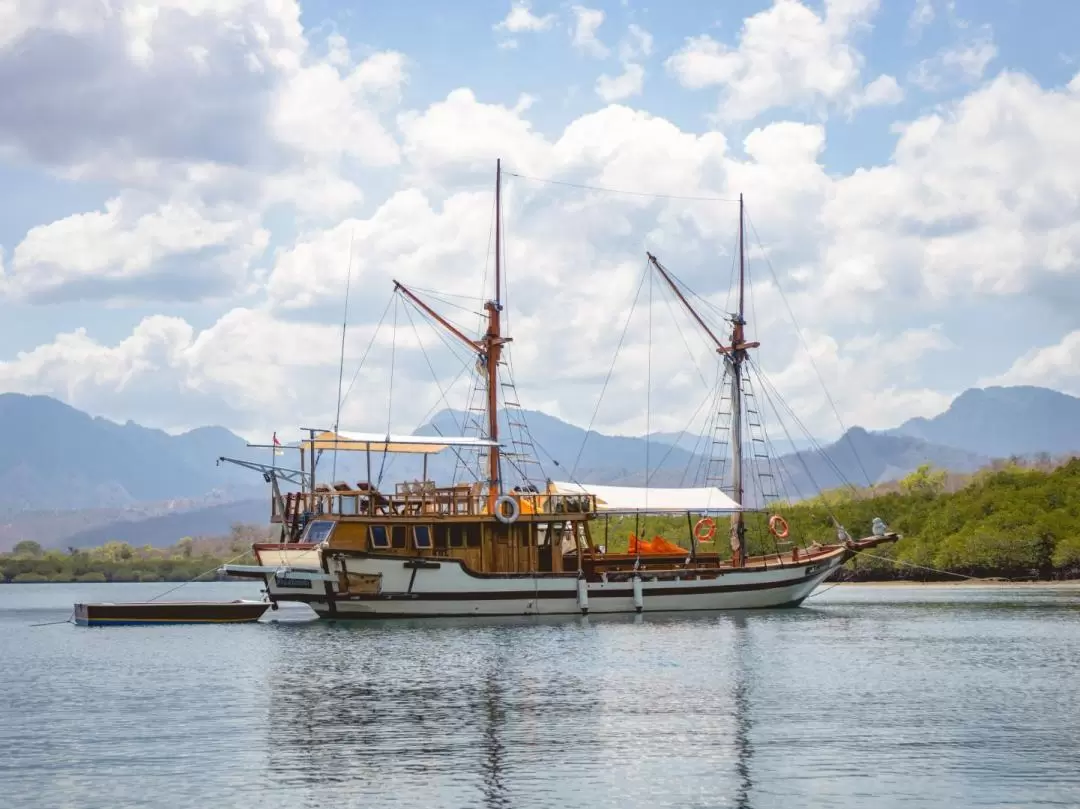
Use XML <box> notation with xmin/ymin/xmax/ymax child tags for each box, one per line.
<box><xmin>272</xmin><ymin>432</ymin><xmax>284</xmax><ymax>456</ymax></box>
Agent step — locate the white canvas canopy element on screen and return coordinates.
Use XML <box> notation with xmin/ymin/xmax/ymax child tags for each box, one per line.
<box><xmin>550</xmin><ymin>481</ymin><xmax>743</xmax><ymax>513</ymax></box>
<box><xmin>297</xmin><ymin>430</ymin><xmax>498</xmax><ymax>455</ymax></box>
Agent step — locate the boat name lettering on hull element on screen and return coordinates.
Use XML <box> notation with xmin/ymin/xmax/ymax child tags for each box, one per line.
<box><xmin>274</xmin><ymin>575</ymin><xmax>313</xmax><ymax>589</ymax></box>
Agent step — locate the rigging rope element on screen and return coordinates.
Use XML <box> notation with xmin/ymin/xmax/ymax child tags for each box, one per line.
<box><xmin>340</xmin><ymin>295</ymin><xmax>395</xmax><ymax>409</ymax></box>
<box><xmin>505</xmin><ymin>171</ymin><xmax>741</xmax><ymax>203</ymax></box>
<box><xmin>744</xmin><ymin>211</ymin><xmax>874</xmax><ymax>489</ymax></box>
<box><xmin>402</xmin><ymin>303</ymin><xmax>466</xmax><ymax>435</ymax></box>
<box><xmin>724</xmin><ymin>227</ymin><xmax>739</xmax><ymax>321</ymax></box>
<box><xmin>570</xmin><ymin>260</ymin><xmax>650</xmax><ymax>478</ymax></box>
<box><xmin>331</xmin><ymin>230</ymin><xmax>355</xmax><ymax>482</ymax></box>
<box><xmin>498</xmin><ymin>198</ymin><xmax>548</xmax><ymax>487</ymax></box>
<box><xmin>682</xmin><ymin>363</ymin><xmax>729</xmax><ymax>488</ymax></box>
<box><xmin>655</xmin><ymin>271</ymin><xmax>716</xmax><ymax>388</ymax></box>
<box><xmin>742</xmin><ymin>361</ymin><xmax>819</xmax><ymax>501</ymax></box>
<box><xmin>404</xmin><ymin>284</ymin><xmax>486</xmax><ymax>303</ymax></box>
<box><xmin>647</xmin><ymin>376</ymin><xmax>718</xmax><ymax>482</ymax></box>
<box><xmin>399</xmin><ymin>299</ymin><xmax>481</xmax><ymax>372</ymax></box>
<box><xmin>747</xmin><ymin>358</ymin><xmax>862</xmax><ymax>499</ymax></box>
<box><xmin>400</xmin><ymin>299</ymin><xmax>485</xmax><ymax>485</ymax></box>
<box><xmin>376</xmin><ymin>296</ymin><xmax>399</xmax><ymax>487</ymax></box>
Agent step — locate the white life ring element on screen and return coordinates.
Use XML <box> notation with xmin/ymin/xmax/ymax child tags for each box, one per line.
<box><xmin>494</xmin><ymin>495</ymin><xmax>520</xmax><ymax>524</ymax></box>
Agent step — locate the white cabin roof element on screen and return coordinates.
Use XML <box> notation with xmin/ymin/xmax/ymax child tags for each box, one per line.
<box><xmin>298</xmin><ymin>429</ymin><xmax>498</xmax><ymax>455</ymax></box>
<box><xmin>549</xmin><ymin>481</ymin><xmax>743</xmax><ymax>513</ymax></box>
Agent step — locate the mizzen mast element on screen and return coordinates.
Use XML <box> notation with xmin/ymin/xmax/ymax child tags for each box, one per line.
<box><xmin>645</xmin><ymin>194</ymin><xmax>759</xmax><ymax>567</ymax></box>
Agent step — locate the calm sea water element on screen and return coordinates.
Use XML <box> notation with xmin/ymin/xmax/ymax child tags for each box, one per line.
<box><xmin>1</xmin><ymin>581</ymin><xmax>1079</xmax><ymax>809</ymax></box>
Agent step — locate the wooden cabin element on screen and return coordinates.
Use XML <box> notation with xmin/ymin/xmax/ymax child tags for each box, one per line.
<box><xmin>271</xmin><ymin>429</ymin><xmax>598</xmax><ymax>575</ymax></box>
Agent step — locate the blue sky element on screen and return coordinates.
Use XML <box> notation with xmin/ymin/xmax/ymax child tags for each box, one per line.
<box><xmin>1</xmin><ymin>0</ymin><xmax>1079</xmax><ymax>442</ymax></box>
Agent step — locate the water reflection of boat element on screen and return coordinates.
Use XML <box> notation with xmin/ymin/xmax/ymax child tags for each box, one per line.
<box><xmin>731</xmin><ymin>614</ymin><xmax>754</xmax><ymax>809</ymax></box>
<box><xmin>221</xmin><ymin>161</ymin><xmax>897</xmax><ymax>619</ymax></box>
<box><xmin>260</xmin><ymin>613</ymin><xmax>763</xmax><ymax>806</ymax></box>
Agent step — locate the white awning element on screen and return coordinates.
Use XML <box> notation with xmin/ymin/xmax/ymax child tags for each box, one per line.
<box><xmin>296</xmin><ymin>429</ymin><xmax>498</xmax><ymax>455</ymax></box>
<box><xmin>550</xmin><ymin>481</ymin><xmax>743</xmax><ymax>513</ymax></box>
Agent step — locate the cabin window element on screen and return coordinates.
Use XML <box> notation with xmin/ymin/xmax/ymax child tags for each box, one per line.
<box><xmin>303</xmin><ymin>520</ymin><xmax>336</xmax><ymax>543</ymax></box>
<box><xmin>465</xmin><ymin>524</ymin><xmax>481</xmax><ymax>548</ymax></box>
<box><xmin>433</xmin><ymin>525</ymin><xmax>448</xmax><ymax>549</ymax></box>
<box><xmin>391</xmin><ymin>526</ymin><xmax>407</xmax><ymax>549</ymax></box>
<box><xmin>449</xmin><ymin>525</ymin><xmax>464</xmax><ymax>548</ymax></box>
<box><xmin>369</xmin><ymin>525</ymin><xmax>390</xmax><ymax>549</ymax></box>
<box><xmin>339</xmin><ymin>495</ymin><xmax>358</xmax><ymax>515</ymax></box>
<box><xmin>413</xmin><ymin>526</ymin><xmax>433</xmax><ymax>550</ymax></box>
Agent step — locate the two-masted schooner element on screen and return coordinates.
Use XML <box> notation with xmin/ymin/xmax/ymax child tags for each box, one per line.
<box><xmin>219</xmin><ymin>162</ymin><xmax>897</xmax><ymax>618</ymax></box>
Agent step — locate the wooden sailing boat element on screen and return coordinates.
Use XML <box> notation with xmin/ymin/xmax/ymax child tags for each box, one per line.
<box><xmin>220</xmin><ymin>162</ymin><xmax>898</xmax><ymax>618</ymax></box>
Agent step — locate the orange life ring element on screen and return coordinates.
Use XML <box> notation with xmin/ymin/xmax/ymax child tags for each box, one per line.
<box><xmin>694</xmin><ymin>517</ymin><xmax>716</xmax><ymax>542</ymax></box>
<box><xmin>768</xmin><ymin>514</ymin><xmax>790</xmax><ymax>539</ymax></box>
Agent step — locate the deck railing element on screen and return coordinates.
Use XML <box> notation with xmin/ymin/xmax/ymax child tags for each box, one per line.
<box><xmin>272</xmin><ymin>484</ymin><xmax>594</xmax><ymax>525</ymax></box>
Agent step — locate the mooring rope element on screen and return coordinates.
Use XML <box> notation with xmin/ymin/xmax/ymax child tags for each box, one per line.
<box><xmin>145</xmin><ymin>550</ymin><xmax>255</xmax><ymax>602</ymax></box>
<box><xmin>807</xmin><ymin>547</ymin><xmax>1014</xmax><ymax>600</ymax></box>
<box><xmin>29</xmin><ymin>550</ymin><xmax>256</xmax><ymax>628</ymax></box>
<box><xmin>805</xmin><ymin>581</ymin><xmax>844</xmax><ymax>599</ymax></box>
<box><xmin>850</xmin><ymin>549</ymin><xmax>1012</xmax><ymax>582</ymax></box>
<box><xmin>31</xmin><ymin>611</ymin><xmax>74</xmax><ymax>627</ymax></box>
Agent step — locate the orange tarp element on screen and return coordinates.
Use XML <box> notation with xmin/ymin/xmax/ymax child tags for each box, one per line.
<box><xmin>628</xmin><ymin>534</ymin><xmax>689</xmax><ymax>555</ymax></box>
<box><xmin>516</xmin><ymin>495</ymin><xmax>540</xmax><ymax>515</ymax></box>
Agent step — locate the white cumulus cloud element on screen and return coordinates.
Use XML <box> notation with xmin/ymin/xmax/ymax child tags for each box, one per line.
<box><xmin>2</xmin><ymin>0</ymin><xmax>1079</xmax><ymax>450</ymax></box>
<box><xmin>570</xmin><ymin>6</ymin><xmax>608</xmax><ymax>58</ymax></box>
<box><xmin>666</xmin><ymin>0</ymin><xmax>881</xmax><ymax>121</ymax></box>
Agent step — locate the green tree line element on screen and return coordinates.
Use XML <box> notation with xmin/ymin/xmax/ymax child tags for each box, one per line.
<box><xmin>595</xmin><ymin>459</ymin><xmax>1080</xmax><ymax>581</ymax></box>
<box><xmin>0</xmin><ymin>525</ymin><xmax>265</xmax><ymax>583</ymax></box>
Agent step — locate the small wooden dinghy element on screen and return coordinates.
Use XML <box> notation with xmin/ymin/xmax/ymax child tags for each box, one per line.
<box><xmin>73</xmin><ymin>599</ymin><xmax>270</xmax><ymax>626</ymax></box>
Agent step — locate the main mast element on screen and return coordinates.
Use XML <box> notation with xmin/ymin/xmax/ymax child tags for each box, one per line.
<box><xmin>483</xmin><ymin>160</ymin><xmax>505</xmax><ymax>508</ymax></box>
<box><xmin>729</xmin><ymin>194</ymin><xmax>747</xmax><ymax>567</ymax></box>
<box><xmin>392</xmin><ymin>161</ymin><xmax>508</xmax><ymax>512</ymax></box>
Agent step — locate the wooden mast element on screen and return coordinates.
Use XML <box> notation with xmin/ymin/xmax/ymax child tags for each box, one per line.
<box><xmin>730</xmin><ymin>194</ymin><xmax>747</xmax><ymax>567</ymax></box>
<box><xmin>485</xmin><ymin>159</ymin><xmax>504</xmax><ymax>511</ymax></box>
<box><xmin>393</xmin><ymin>161</ymin><xmax>508</xmax><ymax>514</ymax></box>
<box><xmin>645</xmin><ymin>196</ymin><xmax>760</xmax><ymax>567</ymax></box>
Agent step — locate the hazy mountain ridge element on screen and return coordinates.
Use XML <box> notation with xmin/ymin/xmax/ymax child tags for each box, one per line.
<box><xmin>889</xmin><ymin>386</ymin><xmax>1080</xmax><ymax>457</ymax></box>
<box><xmin>1</xmin><ymin>386</ymin><xmax>1077</xmax><ymax>550</ymax></box>
<box><xmin>0</xmin><ymin>393</ymin><xmax>265</xmax><ymax>512</ymax></box>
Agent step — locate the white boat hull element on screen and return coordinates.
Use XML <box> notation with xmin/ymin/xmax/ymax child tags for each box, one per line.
<box><xmin>250</xmin><ymin>548</ymin><xmax>848</xmax><ymax>619</ymax></box>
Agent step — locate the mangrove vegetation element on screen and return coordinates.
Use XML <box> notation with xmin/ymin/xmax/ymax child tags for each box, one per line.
<box><xmin>602</xmin><ymin>458</ymin><xmax>1080</xmax><ymax>581</ymax></box>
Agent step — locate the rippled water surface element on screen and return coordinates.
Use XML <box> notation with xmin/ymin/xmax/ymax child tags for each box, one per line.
<box><xmin>3</xmin><ymin>581</ymin><xmax>1080</xmax><ymax>808</ymax></box>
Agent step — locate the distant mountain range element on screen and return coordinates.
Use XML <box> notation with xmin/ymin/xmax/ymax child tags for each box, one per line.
<box><xmin>414</xmin><ymin>409</ymin><xmax>988</xmax><ymax>495</ymax></box>
<box><xmin>0</xmin><ymin>385</ymin><xmax>1077</xmax><ymax>551</ymax></box>
<box><xmin>0</xmin><ymin>394</ymin><xmax>264</xmax><ymax>511</ymax></box>
<box><xmin>888</xmin><ymin>386</ymin><xmax>1080</xmax><ymax>457</ymax></box>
